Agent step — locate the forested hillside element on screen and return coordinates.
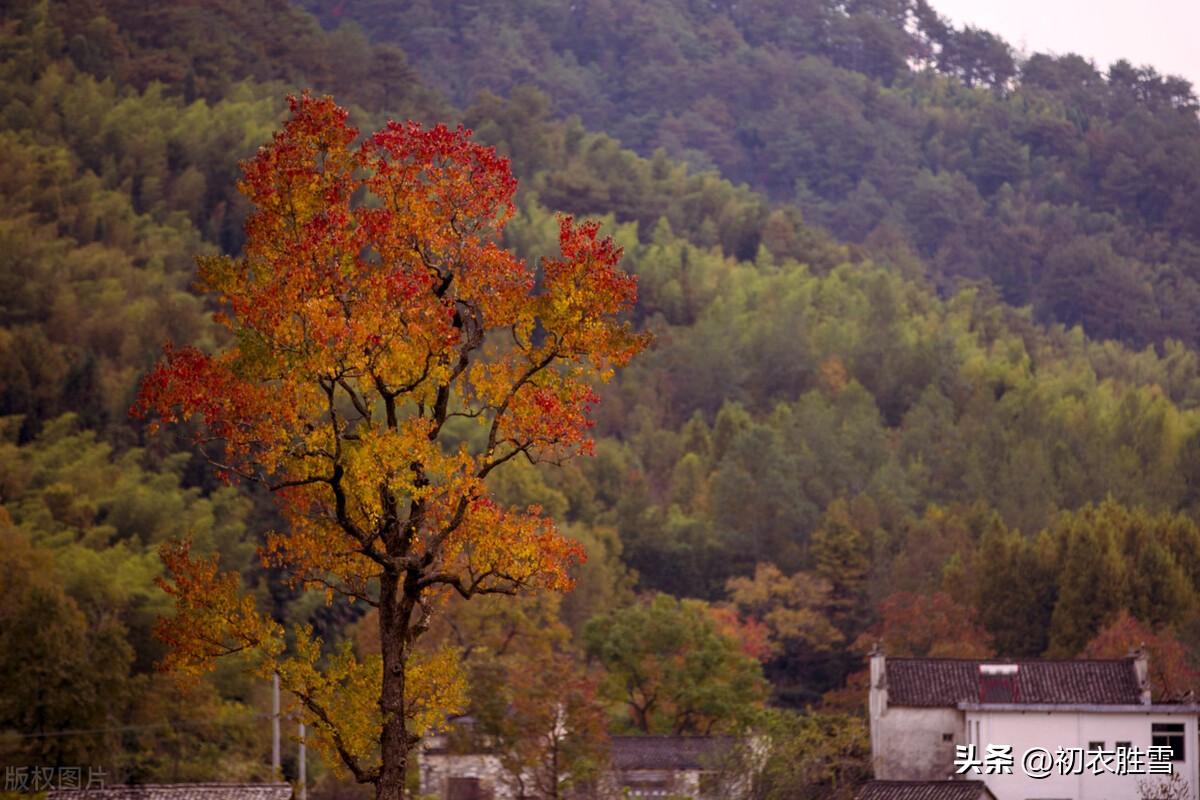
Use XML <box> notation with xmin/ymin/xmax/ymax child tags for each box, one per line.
<box><xmin>307</xmin><ymin>0</ymin><xmax>1200</xmax><ymax>350</ymax></box>
<box><xmin>4</xmin><ymin>0</ymin><xmax>1200</xmax><ymax>795</ymax></box>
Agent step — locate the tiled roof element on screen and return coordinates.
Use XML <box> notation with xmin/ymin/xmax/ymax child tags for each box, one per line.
<box><xmin>886</xmin><ymin>657</ymin><xmax>1142</xmax><ymax>707</ymax></box>
<box><xmin>609</xmin><ymin>736</ymin><xmax>733</xmax><ymax>771</ymax></box>
<box><xmin>856</xmin><ymin>780</ymin><xmax>994</xmax><ymax>800</ymax></box>
<box><xmin>48</xmin><ymin>784</ymin><xmax>293</xmax><ymax>800</ymax></box>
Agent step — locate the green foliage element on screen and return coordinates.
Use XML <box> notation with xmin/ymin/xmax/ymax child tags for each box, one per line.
<box><xmin>952</xmin><ymin>522</ymin><xmax>1058</xmax><ymax>658</ymax></box>
<box><xmin>0</xmin><ymin>520</ymin><xmax>132</xmax><ymax>767</ymax></box>
<box><xmin>9</xmin><ymin>0</ymin><xmax>1200</xmax><ymax>783</ymax></box>
<box><xmin>945</xmin><ymin>501</ymin><xmax>1200</xmax><ymax>660</ymax></box>
<box><xmin>319</xmin><ymin>0</ymin><xmax>1200</xmax><ymax>351</ymax></box>
<box><xmin>15</xmin><ymin>0</ymin><xmax>444</xmax><ymax>115</ymax></box>
<box><xmin>583</xmin><ymin>594</ymin><xmax>768</xmax><ymax>735</ymax></box>
<box><xmin>1046</xmin><ymin>502</ymin><xmax>1200</xmax><ymax>656</ymax></box>
<box><xmin>715</xmin><ymin>709</ymin><xmax>871</xmax><ymax>800</ymax></box>
<box><xmin>0</xmin><ymin>414</ymin><xmax>267</xmax><ymax>776</ymax></box>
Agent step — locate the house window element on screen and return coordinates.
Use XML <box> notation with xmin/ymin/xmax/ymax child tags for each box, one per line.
<box><xmin>1152</xmin><ymin>723</ymin><xmax>1186</xmax><ymax>761</ymax></box>
<box><xmin>1116</xmin><ymin>741</ymin><xmax>1132</xmax><ymax>751</ymax></box>
<box><xmin>942</xmin><ymin>733</ymin><xmax>954</xmax><ymax>742</ymax></box>
<box><xmin>1087</xmin><ymin>741</ymin><xmax>1104</xmax><ymax>752</ymax></box>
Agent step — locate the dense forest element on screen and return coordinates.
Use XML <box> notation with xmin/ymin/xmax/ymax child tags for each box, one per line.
<box><xmin>3</xmin><ymin>0</ymin><xmax>1200</xmax><ymax>797</ymax></box>
<box><xmin>306</xmin><ymin>0</ymin><xmax>1200</xmax><ymax>350</ymax></box>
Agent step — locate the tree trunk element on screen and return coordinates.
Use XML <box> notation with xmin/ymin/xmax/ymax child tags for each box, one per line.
<box><xmin>550</xmin><ymin>738</ymin><xmax>560</xmax><ymax>800</ymax></box>
<box><xmin>378</xmin><ymin>572</ymin><xmax>411</xmax><ymax>800</ymax></box>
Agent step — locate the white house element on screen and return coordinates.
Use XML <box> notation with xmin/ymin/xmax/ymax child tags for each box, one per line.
<box><xmin>417</xmin><ymin>729</ymin><xmax>732</xmax><ymax>799</ymax></box>
<box><xmin>868</xmin><ymin>648</ymin><xmax>1200</xmax><ymax>799</ymax></box>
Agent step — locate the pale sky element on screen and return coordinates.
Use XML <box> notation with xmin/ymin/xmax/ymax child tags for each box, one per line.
<box><xmin>928</xmin><ymin>0</ymin><xmax>1200</xmax><ymax>88</ymax></box>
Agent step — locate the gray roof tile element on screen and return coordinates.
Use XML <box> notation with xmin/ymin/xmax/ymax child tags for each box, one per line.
<box><xmin>856</xmin><ymin>780</ymin><xmax>994</xmax><ymax>800</ymax></box>
<box><xmin>48</xmin><ymin>784</ymin><xmax>293</xmax><ymax>800</ymax></box>
<box><xmin>609</xmin><ymin>736</ymin><xmax>732</xmax><ymax>771</ymax></box>
<box><xmin>886</xmin><ymin>657</ymin><xmax>1142</xmax><ymax>707</ymax></box>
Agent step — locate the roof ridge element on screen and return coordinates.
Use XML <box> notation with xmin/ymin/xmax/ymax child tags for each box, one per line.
<box><xmin>886</xmin><ymin>656</ymin><xmax>1134</xmax><ymax>664</ymax></box>
<box><xmin>868</xmin><ymin>780</ymin><xmax>985</xmax><ymax>785</ymax></box>
<box><xmin>77</xmin><ymin>785</ymin><xmax>293</xmax><ymax>789</ymax></box>
<box><xmin>609</xmin><ymin>734</ymin><xmax>731</xmax><ymax>739</ymax></box>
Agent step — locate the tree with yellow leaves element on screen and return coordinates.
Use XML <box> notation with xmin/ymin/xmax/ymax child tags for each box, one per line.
<box><xmin>133</xmin><ymin>94</ymin><xmax>647</xmax><ymax>800</ymax></box>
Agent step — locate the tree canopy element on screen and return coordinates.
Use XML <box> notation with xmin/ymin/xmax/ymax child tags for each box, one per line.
<box><xmin>134</xmin><ymin>94</ymin><xmax>645</xmax><ymax>797</ymax></box>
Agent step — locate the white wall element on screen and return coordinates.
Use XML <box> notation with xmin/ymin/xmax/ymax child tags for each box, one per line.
<box><xmin>966</xmin><ymin>709</ymin><xmax>1200</xmax><ymax>800</ymax></box>
<box><xmin>873</xmin><ymin>706</ymin><xmax>966</xmax><ymax>780</ymax></box>
<box><xmin>419</xmin><ymin>752</ymin><xmax>512</xmax><ymax>800</ymax></box>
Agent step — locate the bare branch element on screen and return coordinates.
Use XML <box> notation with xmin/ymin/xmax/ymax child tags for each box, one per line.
<box><xmin>417</xmin><ymin>568</ymin><xmax>526</xmax><ymax>598</ymax></box>
<box><xmin>337</xmin><ymin>378</ymin><xmax>372</xmax><ymax>421</ymax></box>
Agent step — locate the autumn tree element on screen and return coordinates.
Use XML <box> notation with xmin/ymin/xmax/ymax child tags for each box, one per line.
<box><xmin>491</xmin><ymin>651</ymin><xmax>609</xmax><ymax>799</ymax></box>
<box><xmin>423</xmin><ymin>603</ymin><xmax>606</xmax><ymax>799</ymax></box>
<box><xmin>133</xmin><ymin>94</ymin><xmax>646</xmax><ymax>800</ymax></box>
<box><xmin>726</xmin><ymin>563</ymin><xmax>843</xmax><ymax>660</ymax></box>
<box><xmin>855</xmin><ymin>592</ymin><xmax>994</xmax><ymax>658</ymax></box>
<box><xmin>1082</xmin><ymin>611</ymin><xmax>1200</xmax><ymax>702</ymax></box>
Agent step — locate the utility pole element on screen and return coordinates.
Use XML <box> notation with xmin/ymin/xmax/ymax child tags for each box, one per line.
<box><xmin>298</xmin><ymin>720</ymin><xmax>307</xmax><ymax>800</ymax></box>
<box><xmin>272</xmin><ymin>673</ymin><xmax>281</xmax><ymax>777</ymax></box>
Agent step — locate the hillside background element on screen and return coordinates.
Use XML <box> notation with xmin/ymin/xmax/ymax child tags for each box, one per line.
<box><xmin>4</xmin><ymin>0</ymin><xmax>1200</xmax><ymax>793</ymax></box>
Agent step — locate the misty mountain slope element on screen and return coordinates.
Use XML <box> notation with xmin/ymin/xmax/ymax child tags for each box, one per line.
<box><xmin>305</xmin><ymin>0</ymin><xmax>1200</xmax><ymax>350</ymax></box>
